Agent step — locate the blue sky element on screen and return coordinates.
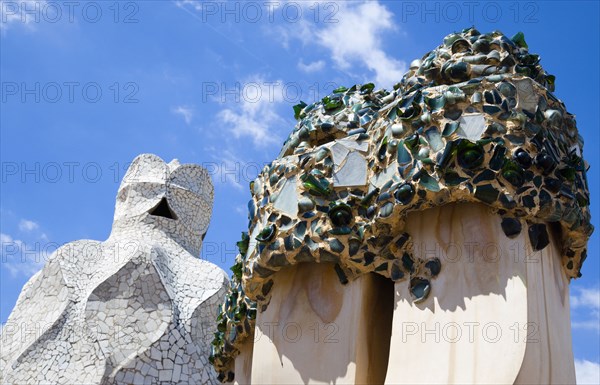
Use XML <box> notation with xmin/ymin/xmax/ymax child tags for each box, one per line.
<box><xmin>1</xmin><ymin>1</ymin><xmax>598</xmax><ymax>382</ymax></box>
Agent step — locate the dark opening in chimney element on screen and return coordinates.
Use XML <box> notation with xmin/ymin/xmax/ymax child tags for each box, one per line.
<box><xmin>149</xmin><ymin>197</ymin><xmax>177</xmax><ymax>220</ymax></box>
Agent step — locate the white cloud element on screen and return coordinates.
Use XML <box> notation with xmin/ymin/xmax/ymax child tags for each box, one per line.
<box><xmin>0</xmin><ymin>0</ymin><xmax>47</xmax><ymax>32</ymax></box>
<box><xmin>172</xmin><ymin>105</ymin><xmax>194</xmax><ymax>125</ymax></box>
<box><xmin>571</xmin><ymin>287</ymin><xmax>600</xmax><ymax>332</ymax></box>
<box><xmin>1</xmin><ymin>233</ymin><xmax>16</xmax><ymax>244</ymax></box>
<box><xmin>263</xmin><ymin>19</ymin><xmax>314</xmax><ymax>50</ymax></box>
<box><xmin>315</xmin><ymin>2</ymin><xmax>406</xmax><ymax>88</ymax></box>
<box><xmin>572</xmin><ymin>287</ymin><xmax>600</xmax><ymax>311</ymax></box>
<box><xmin>174</xmin><ymin>0</ymin><xmax>202</xmax><ymax>12</ymax></box>
<box><xmin>0</xmin><ymin>232</ymin><xmax>47</xmax><ymax>278</ymax></box>
<box><xmin>1</xmin><ymin>218</ymin><xmax>52</xmax><ymax>277</ymax></box>
<box><xmin>572</xmin><ymin>320</ymin><xmax>600</xmax><ymax>331</ymax></box>
<box><xmin>269</xmin><ymin>1</ymin><xmax>406</xmax><ymax>89</ymax></box>
<box><xmin>205</xmin><ymin>146</ymin><xmax>260</xmax><ymax>192</ymax></box>
<box><xmin>18</xmin><ymin>219</ymin><xmax>39</xmax><ymax>232</ymax></box>
<box><xmin>298</xmin><ymin>60</ymin><xmax>325</xmax><ymax>73</ymax></box>
<box><xmin>174</xmin><ymin>0</ymin><xmax>191</xmax><ymax>7</ymax></box>
<box><xmin>215</xmin><ymin>75</ymin><xmax>286</xmax><ymax>147</ymax></box>
<box><xmin>575</xmin><ymin>359</ymin><xmax>600</xmax><ymax>384</ymax></box>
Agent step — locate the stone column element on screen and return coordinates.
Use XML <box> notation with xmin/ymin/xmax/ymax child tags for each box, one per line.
<box><xmin>233</xmin><ymin>342</ymin><xmax>253</xmax><ymax>385</ymax></box>
<box><xmin>385</xmin><ymin>203</ymin><xmax>574</xmax><ymax>384</ymax></box>
<box><xmin>251</xmin><ymin>263</ymin><xmax>392</xmax><ymax>384</ymax></box>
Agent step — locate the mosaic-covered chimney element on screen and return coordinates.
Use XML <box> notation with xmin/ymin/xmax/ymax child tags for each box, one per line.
<box><xmin>1</xmin><ymin>154</ymin><xmax>228</xmax><ymax>385</ymax></box>
<box><xmin>210</xmin><ymin>28</ymin><xmax>593</xmax><ymax>384</ymax></box>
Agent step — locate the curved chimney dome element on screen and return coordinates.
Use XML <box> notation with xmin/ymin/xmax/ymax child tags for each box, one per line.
<box><xmin>210</xmin><ymin>27</ymin><xmax>593</xmax><ymax>381</ymax></box>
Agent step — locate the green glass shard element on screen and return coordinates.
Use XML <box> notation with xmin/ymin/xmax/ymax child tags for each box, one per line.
<box><xmin>293</xmin><ymin>101</ymin><xmax>307</xmax><ymax>120</ymax></box>
<box><xmin>418</xmin><ymin>172</ymin><xmax>441</xmax><ymax>192</ymax></box>
<box><xmin>236</xmin><ymin>232</ymin><xmax>249</xmax><ymax>255</ymax></box>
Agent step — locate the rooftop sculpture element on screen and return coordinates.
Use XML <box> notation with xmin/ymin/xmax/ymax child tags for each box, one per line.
<box><xmin>1</xmin><ymin>154</ymin><xmax>228</xmax><ymax>384</ymax></box>
<box><xmin>210</xmin><ymin>28</ymin><xmax>593</xmax><ymax>382</ymax></box>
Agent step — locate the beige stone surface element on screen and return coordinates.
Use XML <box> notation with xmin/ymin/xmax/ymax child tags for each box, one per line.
<box><xmin>233</xmin><ymin>340</ymin><xmax>254</xmax><ymax>385</ymax></box>
<box><xmin>514</xmin><ymin>226</ymin><xmax>575</xmax><ymax>384</ymax></box>
<box><xmin>385</xmin><ymin>203</ymin><xmax>574</xmax><ymax>384</ymax></box>
<box><xmin>250</xmin><ymin>263</ymin><xmax>392</xmax><ymax>385</ymax></box>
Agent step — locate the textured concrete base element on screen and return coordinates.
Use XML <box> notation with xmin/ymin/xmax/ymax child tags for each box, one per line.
<box><xmin>250</xmin><ymin>263</ymin><xmax>392</xmax><ymax>384</ymax></box>
<box><xmin>385</xmin><ymin>203</ymin><xmax>575</xmax><ymax>384</ymax></box>
<box><xmin>233</xmin><ymin>339</ymin><xmax>254</xmax><ymax>385</ymax></box>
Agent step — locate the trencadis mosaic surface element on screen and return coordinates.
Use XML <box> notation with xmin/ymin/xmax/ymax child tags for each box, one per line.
<box><xmin>209</xmin><ymin>28</ymin><xmax>593</xmax><ymax>381</ymax></box>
